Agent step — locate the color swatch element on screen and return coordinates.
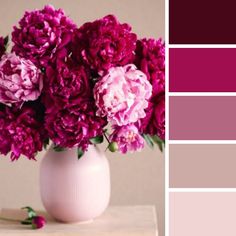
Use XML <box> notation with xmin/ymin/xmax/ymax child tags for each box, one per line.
<box><xmin>169</xmin><ymin>144</ymin><xmax>236</xmax><ymax>188</ymax></box>
<box><xmin>169</xmin><ymin>48</ymin><xmax>236</xmax><ymax>92</ymax></box>
<box><xmin>169</xmin><ymin>96</ymin><xmax>236</xmax><ymax>140</ymax></box>
<box><xmin>169</xmin><ymin>0</ymin><xmax>236</xmax><ymax>44</ymax></box>
<box><xmin>170</xmin><ymin>192</ymin><xmax>236</xmax><ymax>236</ymax></box>
<box><xmin>168</xmin><ymin>1</ymin><xmax>236</xmax><ymax>235</ymax></box>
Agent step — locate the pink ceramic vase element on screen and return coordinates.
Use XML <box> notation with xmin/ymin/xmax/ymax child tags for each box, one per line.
<box><xmin>39</xmin><ymin>145</ymin><xmax>110</xmax><ymax>223</ymax></box>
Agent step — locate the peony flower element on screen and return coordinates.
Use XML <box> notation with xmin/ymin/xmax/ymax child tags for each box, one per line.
<box><xmin>0</xmin><ymin>36</ymin><xmax>6</xmax><ymax>59</ymax></box>
<box><xmin>31</xmin><ymin>216</ymin><xmax>46</xmax><ymax>229</ymax></box>
<box><xmin>109</xmin><ymin>124</ymin><xmax>145</xmax><ymax>153</ymax></box>
<box><xmin>0</xmin><ymin>105</ymin><xmax>46</xmax><ymax>161</ymax></box>
<box><xmin>0</xmin><ymin>106</ymin><xmax>11</xmax><ymax>155</ymax></box>
<box><xmin>0</xmin><ymin>53</ymin><xmax>43</xmax><ymax>107</ymax></box>
<box><xmin>43</xmin><ymin>59</ymin><xmax>91</xmax><ymax>108</ymax></box>
<box><xmin>94</xmin><ymin>64</ymin><xmax>152</xmax><ymax>126</ymax></box>
<box><xmin>139</xmin><ymin>95</ymin><xmax>165</xmax><ymax>140</ymax></box>
<box><xmin>72</xmin><ymin>14</ymin><xmax>137</xmax><ymax>74</ymax></box>
<box><xmin>12</xmin><ymin>5</ymin><xmax>76</xmax><ymax>67</ymax></box>
<box><xmin>45</xmin><ymin>101</ymin><xmax>107</xmax><ymax>151</ymax></box>
<box><xmin>0</xmin><ymin>206</ymin><xmax>46</xmax><ymax>230</ymax></box>
<box><xmin>135</xmin><ymin>38</ymin><xmax>165</xmax><ymax>96</ymax></box>
<box><xmin>135</xmin><ymin>38</ymin><xmax>165</xmax><ymax>140</ymax></box>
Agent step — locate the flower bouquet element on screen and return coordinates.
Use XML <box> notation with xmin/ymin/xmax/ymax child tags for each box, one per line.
<box><xmin>0</xmin><ymin>4</ymin><xmax>165</xmax><ymax>223</ymax></box>
<box><xmin>0</xmin><ymin>5</ymin><xmax>165</xmax><ymax>161</ymax></box>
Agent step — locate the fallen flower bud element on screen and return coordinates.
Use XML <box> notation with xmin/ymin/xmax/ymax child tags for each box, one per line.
<box><xmin>31</xmin><ymin>216</ymin><xmax>46</xmax><ymax>229</ymax></box>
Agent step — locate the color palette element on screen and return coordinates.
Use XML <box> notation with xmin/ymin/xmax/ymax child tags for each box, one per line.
<box><xmin>169</xmin><ymin>96</ymin><xmax>236</xmax><ymax>140</ymax></box>
<box><xmin>170</xmin><ymin>192</ymin><xmax>236</xmax><ymax>236</ymax></box>
<box><xmin>169</xmin><ymin>48</ymin><xmax>236</xmax><ymax>92</ymax></box>
<box><xmin>169</xmin><ymin>144</ymin><xmax>236</xmax><ymax>188</ymax></box>
<box><xmin>168</xmin><ymin>1</ymin><xmax>236</xmax><ymax>235</ymax></box>
<box><xmin>169</xmin><ymin>0</ymin><xmax>236</xmax><ymax>44</ymax></box>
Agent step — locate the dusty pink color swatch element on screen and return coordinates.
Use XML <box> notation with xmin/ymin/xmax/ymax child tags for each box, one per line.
<box><xmin>170</xmin><ymin>192</ymin><xmax>236</xmax><ymax>236</ymax></box>
<box><xmin>169</xmin><ymin>48</ymin><xmax>236</xmax><ymax>92</ymax></box>
<box><xmin>170</xmin><ymin>144</ymin><xmax>236</xmax><ymax>188</ymax></box>
<box><xmin>169</xmin><ymin>96</ymin><xmax>236</xmax><ymax>140</ymax></box>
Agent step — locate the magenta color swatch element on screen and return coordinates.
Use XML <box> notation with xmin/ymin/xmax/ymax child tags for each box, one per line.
<box><xmin>169</xmin><ymin>96</ymin><xmax>236</xmax><ymax>140</ymax></box>
<box><xmin>169</xmin><ymin>48</ymin><xmax>236</xmax><ymax>92</ymax></box>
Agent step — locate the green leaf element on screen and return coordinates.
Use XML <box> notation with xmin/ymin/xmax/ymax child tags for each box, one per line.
<box><xmin>77</xmin><ymin>148</ymin><xmax>84</xmax><ymax>159</ymax></box>
<box><xmin>43</xmin><ymin>138</ymin><xmax>49</xmax><ymax>149</ymax></box>
<box><xmin>143</xmin><ymin>134</ymin><xmax>154</xmax><ymax>149</ymax></box>
<box><xmin>151</xmin><ymin>135</ymin><xmax>165</xmax><ymax>152</ymax></box>
<box><xmin>21</xmin><ymin>219</ymin><xmax>32</xmax><ymax>225</ymax></box>
<box><xmin>22</xmin><ymin>206</ymin><xmax>36</xmax><ymax>219</ymax></box>
<box><xmin>53</xmin><ymin>145</ymin><xmax>66</xmax><ymax>152</ymax></box>
<box><xmin>32</xmin><ymin>224</ymin><xmax>37</xmax><ymax>229</ymax></box>
<box><xmin>4</xmin><ymin>36</ymin><xmax>9</xmax><ymax>47</ymax></box>
<box><xmin>90</xmin><ymin>135</ymin><xmax>104</xmax><ymax>144</ymax></box>
<box><xmin>41</xmin><ymin>67</ymin><xmax>46</xmax><ymax>74</ymax></box>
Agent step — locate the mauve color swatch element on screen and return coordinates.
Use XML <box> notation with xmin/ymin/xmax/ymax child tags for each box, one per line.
<box><xmin>169</xmin><ymin>48</ymin><xmax>236</xmax><ymax>92</ymax></box>
<box><xmin>170</xmin><ymin>193</ymin><xmax>236</xmax><ymax>236</ymax></box>
<box><xmin>169</xmin><ymin>0</ymin><xmax>236</xmax><ymax>44</ymax></box>
<box><xmin>169</xmin><ymin>144</ymin><xmax>236</xmax><ymax>188</ymax></box>
<box><xmin>169</xmin><ymin>96</ymin><xmax>236</xmax><ymax>140</ymax></box>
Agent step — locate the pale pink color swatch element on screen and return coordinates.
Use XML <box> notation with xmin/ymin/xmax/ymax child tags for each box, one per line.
<box><xmin>170</xmin><ymin>192</ymin><xmax>236</xmax><ymax>236</ymax></box>
<box><xmin>169</xmin><ymin>144</ymin><xmax>236</xmax><ymax>188</ymax></box>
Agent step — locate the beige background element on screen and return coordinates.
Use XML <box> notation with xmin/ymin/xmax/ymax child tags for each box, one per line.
<box><xmin>0</xmin><ymin>1</ymin><xmax>165</xmax><ymax>236</ymax></box>
<box><xmin>170</xmin><ymin>144</ymin><xmax>236</xmax><ymax>188</ymax></box>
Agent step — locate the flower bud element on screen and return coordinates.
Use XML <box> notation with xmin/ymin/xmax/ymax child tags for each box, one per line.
<box><xmin>31</xmin><ymin>216</ymin><xmax>46</xmax><ymax>229</ymax></box>
<box><xmin>108</xmin><ymin>142</ymin><xmax>118</xmax><ymax>152</ymax></box>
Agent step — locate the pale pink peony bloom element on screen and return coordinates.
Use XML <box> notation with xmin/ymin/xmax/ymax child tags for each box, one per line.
<box><xmin>0</xmin><ymin>53</ymin><xmax>43</xmax><ymax>106</ymax></box>
<box><xmin>109</xmin><ymin>124</ymin><xmax>145</xmax><ymax>153</ymax></box>
<box><xmin>94</xmin><ymin>64</ymin><xmax>152</xmax><ymax>126</ymax></box>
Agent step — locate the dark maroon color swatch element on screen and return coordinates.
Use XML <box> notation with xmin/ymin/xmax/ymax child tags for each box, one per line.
<box><xmin>169</xmin><ymin>0</ymin><xmax>236</xmax><ymax>44</ymax></box>
<box><xmin>169</xmin><ymin>96</ymin><xmax>236</xmax><ymax>140</ymax></box>
<box><xmin>169</xmin><ymin>48</ymin><xmax>236</xmax><ymax>92</ymax></box>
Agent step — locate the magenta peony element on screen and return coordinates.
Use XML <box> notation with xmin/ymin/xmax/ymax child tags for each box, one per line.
<box><xmin>12</xmin><ymin>5</ymin><xmax>76</xmax><ymax>67</ymax></box>
<box><xmin>135</xmin><ymin>38</ymin><xmax>165</xmax><ymax>96</ymax></box>
<box><xmin>43</xmin><ymin>59</ymin><xmax>91</xmax><ymax>108</ymax></box>
<box><xmin>0</xmin><ymin>53</ymin><xmax>43</xmax><ymax>107</ymax></box>
<box><xmin>0</xmin><ymin>37</ymin><xmax>6</xmax><ymax>59</ymax></box>
<box><xmin>72</xmin><ymin>14</ymin><xmax>137</xmax><ymax>74</ymax></box>
<box><xmin>139</xmin><ymin>95</ymin><xmax>165</xmax><ymax>140</ymax></box>
<box><xmin>0</xmin><ymin>6</ymin><xmax>165</xmax><ymax>160</ymax></box>
<box><xmin>94</xmin><ymin>64</ymin><xmax>152</xmax><ymax>126</ymax></box>
<box><xmin>45</xmin><ymin>101</ymin><xmax>107</xmax><ymax>151</ymax></box>
<box><xmin>109</xmin><ymin>124</ymin><xmax>145</xmax><ymax>153</ymax></box>
<box><xmin>0</xmin><ymin>105</ymin><xmax>46</xmax><ymax>160</ymax></box>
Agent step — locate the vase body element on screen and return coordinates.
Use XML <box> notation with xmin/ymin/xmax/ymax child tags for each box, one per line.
<box><xmin>39</xmin><ymin>145</ymin><xmax>110</xmax><ymax>223</ymax></box>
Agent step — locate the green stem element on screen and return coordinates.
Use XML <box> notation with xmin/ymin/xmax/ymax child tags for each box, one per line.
<box><xmin>0</xmin><ymin>216</ymin><xmax>21</xmax><ymax>223</ymax></box>
<box><xmin>104</xmin><ymin>132</ymin><xmax>110</xmax><ymax>144</ymax></box>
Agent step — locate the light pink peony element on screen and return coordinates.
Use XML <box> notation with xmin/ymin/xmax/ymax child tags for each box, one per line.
<box><xmin>109</xmin><ymin>124</ymin><xmax>145</xmax><ymax>153</ymax></box>
<box><xmin>94</xmin><ymin>64</ymin><xmax>152</xmax><ymax>126</ymax></box>
<box><xmin>0</xmin><ymin>53</ymin><xmax>43</xmax><ymax>106</ymax></box>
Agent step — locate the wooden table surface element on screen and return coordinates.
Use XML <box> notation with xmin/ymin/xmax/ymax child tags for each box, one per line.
<box><xmin>0</xmin><ymin>206</ymin><xmax>158</xmax><ymax>236</ymax></box>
